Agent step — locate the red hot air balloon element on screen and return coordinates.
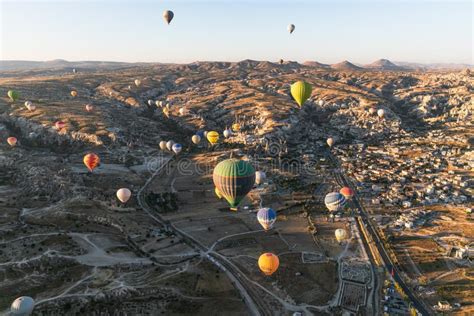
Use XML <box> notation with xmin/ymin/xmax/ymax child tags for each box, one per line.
<box><xmin>83</xmin><ymin>153</ymin><xmax>100</xmax><ymax>172</ymax></box>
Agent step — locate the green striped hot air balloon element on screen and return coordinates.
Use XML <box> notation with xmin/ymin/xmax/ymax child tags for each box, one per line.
<box><xmin>7</xmin><ymin>90</ymin><xmax>19</xmax><ymax>102</ymax></box>
<box><xmin>213</xmin><ymin>158</ymin><xmax>255</xmax><ymax>210</ymax></box>
<box><xmin>290</xmin><ymin>81</ymin><xmax>312</xmax><ymax>107</ymax></box>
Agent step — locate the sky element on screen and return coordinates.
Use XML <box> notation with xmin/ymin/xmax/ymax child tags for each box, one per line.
<box><xmin>0</xmin><ymin>0</ymin><xmax>472</xmax><ymax>64</ymax></box>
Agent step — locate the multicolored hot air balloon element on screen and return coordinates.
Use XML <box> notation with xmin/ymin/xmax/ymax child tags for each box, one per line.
<box><xmin>207</xmin><ymin>131</ymin><xmax>219</xmax><ymax>145</ymax></box>
<box><xmin>7</xmin><ymin>137</ymin><xmax>17</xmax><ymax>147</ymax></box>
<box><xmin>290</xmin><ymin>81</ymin><xmax>312</xmax><ymax>107</ymax></box>
<box><xmin>324</xmin><ymin>192</ymin><xmax>346</xmax><ymax>212</ymax></box>
<box><xmin>258</xmin><ymin>253</ymin><xmax>279</xmax><ymax>276</ymax></box>
<box><xmin>287</xmin><ymin>24</ymin><xmax>295</xmax><ymax>34</ymax></box>
<box><xmin>116</xmin><ymin>188</ymin><xmax>132</xmax><ymax>203</ymax></box>
<box><xmin>166</xmin><ymin>140</ymin><xmax>175</xmax><ymax>151</ymax></box>
<box><xmin>213</xmin><ymin>159</ymin><xmax>255</xmax><ymax>209</ymax></box>
<box><xmin>214</xmin><ymin>187</ymin><xmax>222</xmax><ymax>199</ymax></box>
<box><xmin>70</xmin><ymin>90</ymin><xmax>77</xmax><ymax>97</ymax></box>
<box><xmin>7</xmin><ymin>90</ymin><xmax>19</xmax><ymax>102</ymax></box>
<box><xmin>255</xmin><ymin>171</ymin><xmax>266</xmax><ymax>185</ymax></box>
<box><xmin>340</xmin><ymin>187</ymin><xmax>354</xmax><ymax>200</ymax></box>
<box><xmin>232</xmin><ymin>123</ymin><xmax>241</xmax><ymax>132</ymax></box>
<box><xmin>83</xmin><ymin>153</ymin><xmax>100</xmax><ymax>172</ymax></box>
<box><xmin>223</xmin><ymin>129</ymin><xmax>232</xmax><ymax>138</ymax></box>
<box><xmin>327</xmin><ymin>137</ymin><xmax>335</xmax><ymax>148</ymax></box>
<box><xmin>192</xmin><ymin>135</ymin><xmax>201</xmax><ymax>144</ymax></box>
<box><xmin>85</xmin><ymin>104</ymin><xmax>93</xmax><ymax>112</ymax></box>
<box><xmin>163</xmin><ymin>10</ymin><xmax>174</xmax><ymax>24</ymax></box>
<box><xmin>172</xmin><ymin>143</ymin><xmax>182</xmax><ymax>155</ymax></box>
<box><xmin>159</xmin><ymin>141</ymin><xmax>167</xmax><ymax>151</ymax></box>
<box><xmin>11</xmin><ymin>296</ymin><xmax>35</xmax><ymax>316</ymax></box>
<box><xmin>335</xmin><ymin>228</ymin><xmax>349</xmax><ymax>243</ymax></box>
<box><xmin>257</xmin><ymin>208</ymin><xmax>276</xmax><ymax>230</ymax></box>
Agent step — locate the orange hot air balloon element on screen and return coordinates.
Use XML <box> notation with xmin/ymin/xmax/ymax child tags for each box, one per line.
<box><xmin>55</xmin><ymin>121</ymin><xmax>66</xmax><ymax>130</ymax></box>
<box><xmin>340</xmin><ymin>187</ymin><xmax>354</xmax><ymax>200</ymax></box>
<box><xmin>7</xmin><ymin>137</ymin><xmax>17</xmax><ymax>147</ymax></box>
<box><xmin>70</xmin><ymin>90</ymin><xmax>78</xmax><ymax>97</ymax></box>
<box><xmin>258</xmin><ymin>253</ymin><xmax>279</xmax><ymax>276</ymax></box>
<box><xmin>83</xmin><ymin>153</ymin><xmax>100</xmax><ymax>172</ymax></box>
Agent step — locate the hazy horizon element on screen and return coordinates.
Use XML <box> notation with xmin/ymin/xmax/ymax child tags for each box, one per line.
<box><xmin>1</xmin><ymin>0</ymin><xmax>472</xmax><ymax>65</ymax></box>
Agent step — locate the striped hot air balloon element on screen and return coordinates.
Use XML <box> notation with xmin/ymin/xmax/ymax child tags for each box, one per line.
<box><xmin>340</xmin><ymin>187</ymin><xmax>354</xmax><ymax>200</ymax></box>
<box><xmin>258</xmin><ymin>253</ymin><xmax>279</xmax><ymax>276</ymax></box>
<box><xmin>7</xmin><ymin>90</ymin><xmax>19</xmax><ymax>102</ymax></box>
<box><xmin>324</xmin><ymin>192</ymin><xmax>346</xmax><ymax>212</ymax></box>
<box><xmin>212</xmin><ymin>158</ymin><xmax>255</xmax><ymax>209</ymax></box>
<box><xmin>83</xmin><ymin>153</ymin><xmax>100</xmax><ymax>172</ymax></box>
<box><xmin>290</xmin><ymin>81</ymin><xmax>312</xmax><ymax>107</ymax></box>
<box><xmin>214</xmin><ymin>187</ymin><xmax>222</xmax><ymax>199</ymax></box>
<box><xmin>207</xmin><ymin>131</ymin><xmax>219</xmax><ymax>145</ymax></box>
<box><xmin>257</xmin><ymin>208</ymin><xmax>277</xmax><ymax>230</ymax></box>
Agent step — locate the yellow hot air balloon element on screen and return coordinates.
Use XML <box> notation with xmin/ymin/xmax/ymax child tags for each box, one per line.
<box><xmin>290</xmin><ymin>81</ymin><xmax>312</xmax><ymax>107</ymax></box>
<box><xmin>163</xmin><ymin>107</ymin><xmax>170</xmax><ymax>118</ymax></box>
<box><xmin>207</xmin><ymin>131</ymin><xmax>219</xmax><ymax>145</ymax></box>
<box><xmin>70</xmin><ymin>90</ymin><xmax>77</xmax><ymax>97</ymax></box>
<box><xmin>258</xmin><ymin>253</ymin><xmax>279</xmax><ymax>276</ymax></box>
<box><xmin>232</xmin><ymin>123</ymin><xmax>241</xmax><ymax>132</ymax></box>
<box><xmin>335</xmin><ymin>228</ymin><xmax>349</xmax><ymax>243</ymax></box>
<box><xmin>214</xmin><ymin>187</ymin><xmax>222</xmax><ymax>199</ymax></box>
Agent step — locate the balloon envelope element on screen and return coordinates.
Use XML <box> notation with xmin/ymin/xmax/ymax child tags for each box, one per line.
<box><xmin>8</xmin><ymin>90</ymin><xmax>19</xmax><ymax>102</ymax></box>
<box><xmin>163</xmin><ymin>10</ymin><xmax>174</xmax><ymax>24</ymax></box>
<box><xmin>324</xmin><ymin>192</ymin><xmax>346</xmax><ymax>212</ymax></box>
<box><xmin>7</xmin><ymin>137</ymin><xmax>17</xmax><ymax>147</ymax></box>
<box><xmin>287</xmin><ymin>24</ymin><xmax>295</xmax><ymax>34</ymax></box>
<box><xmin>214</xmin><ymin>187</ymin><xmax>222</xmax><ymax>199</ymax></box>
<box><xmin>207</xmin><ymin>131</ymin><xmax>219</xmax><ymax>144</ymax></box>
<box><xmin>172</xmin><ymin>143</ymin><xmax>182</xmax><ymax>154</ymax></box>
<box><xmin>377</xmin><ymin>109</ymin><xmax>385</xmax><ymax>118</ymax></box>
<box><xmin>83</xmin><ymin>153</ymin><xmax>100</xmax><ymax>172</ymax></box>
<box><xmin>55</xmin><ymin>121</ymin><xmax>65</xmax><ymax>130</ymax></box>
<box><xmin>70</xmin><ymin>90</ymin><xmax>77</xmax><ymax>97</ymax></box>
<box><xmin>255</xmin><ymin>171</ymin><xmax>266</xmax><ymax>185</ymax></box>
<box><xmin>327</xmin><ymin>137</ymin><xmax>335</xmax><ymax>147</ymax></box>
<box><xmin>116</xmin><ymin>188</ymin><xmax>132</xmax><ymax>203</ymax></box>
<box><xmin>166</xmin><ymin>140</ymin><xmax>175</xmax><ymax>151</ymax></box>
<box><xmin>257</xmin><ymin>208</ymin><xmax>276</xmax><ymax>230</ymax></box>
<box><xmin>213</xmin><ymin>159</ymin><xmax>255</xmax><ymax>208</ymax></box>
<box><xmin>11</xmin><ymin>296</ymin><xmax>35</xmax><ymax>316</ymax></box>
<box><xmin>192</xmin><ymin>135</ymin><xmax>201</xmax><ymax>144</ymax></box>
<box><xmin>85</xmin><ymin>104</ymin><xmax>93</xmax><ymax>112</ymax></box>
<box><xmin>231</xmin><ymin>123</ymin><xmax>241</xmax><ymax>132</ymax></box>
<box><xmin>196</xmin><ymin>130</ymin><xmax>205</xmax><ymax>139</ymax></box>
<box><xmin>335</xmin><ymin>228</ymin><xmax>349</xmax><ymax>243</ymax></box>
<box><xmin>159</xmin><ymin>141</ymin><xmax>167</xmax><ymax>151</ymax></box>
<box><xmin>340</xmin><ymin>187</ymin><xmax>354</xmax><ymax>200</ymax></box>
<box><xmin>258</xmin><ymin>253</ymin><xmax>279</xmax><ymax>275</ymax></box>
<box><xmin>223</xmin><ymin>129</ymin><xmax>232</xmax><ymax>138</ymax></box>
<box><xmin>290</xmin><ymin>81</ymin><xmax>312</xmax><ymax>107</ymax></box>
<box><xmin>134</xmin><ymin>79</ymin><xmax>141</xmax><ymax>87</ymax></box>
<box><xmin>369</xmin><ymin>107</ymin><xmax>377</xmax><ymax>115</ymax></box>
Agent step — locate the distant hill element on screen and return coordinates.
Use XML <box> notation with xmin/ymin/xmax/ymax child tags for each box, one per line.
<box><xmin>393</xmin><ymin>61</ymin><xmax>473</xmax><ymax>71</ymax></box>
<box><xmin>303</xmin><ymin>61</ymin><xmax>330</xmax><ymax>68</ymax></box>
<box><xmin>330</xmin><ymin>60</ymin><xmax>364</xmax><ymax>71</ymax></box>
<box><xmin>364</xmin><ymin>59</ymin><xmax>406</xmax><ymax>71</ymax></box>
<box><xmin>0</xmin><ymin>59</ymin><xmax>142</xmax><ymax>72</ymax></box>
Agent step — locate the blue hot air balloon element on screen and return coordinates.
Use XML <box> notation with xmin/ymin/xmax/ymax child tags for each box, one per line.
<box><xmin>324</xmin><ymin>192</ymin><xmax>346</xmax><ymax>212</ymax></box>
<box><xmin>196</xmin><ymin>130</ymin><xmax>205</xmax><ymax>139</ymax></box>
<box><xmin>257</xmin><ymin>207</ymin><xmax>277</xmax><ymax>230</ymax></box>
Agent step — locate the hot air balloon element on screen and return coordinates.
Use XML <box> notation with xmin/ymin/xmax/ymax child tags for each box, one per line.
<box><xmin>155</xmin><ymin>100</ymin><xmax>161</xmax><ymax>107</ymax></box>
<box><xmin>159</xmin><ymin>141</ymin><xmax>167</xmax><ymax>151</ymax></box>
<box><xmin>148</xmin><ymin>100</ymin><xmax>154</xmax><ymax>106</ymax></box>
<box><xmin>223</xmin><ymin>129</ymin><xmax>232</xmax><ymax>138</ymax></box>
<box><xmin>163</xmin><ymin>10</ymin><xmax>174</xmax><ymax>24</ymax></box>
<box><xmin>214</xmin><ymin>187</ymin><xmax>222</xmax><ymax>199</ymax></box>
<box><xmin>340</xmin><ymin>187</ymin><xmax>354</xmax><ymax>200</ymax></box>
<box><xmin>172</xmin><ymin>143</ymin><xmax>182</xmax><ymax>155</ymax></box>
<box><xmin>83</xmin><ymin>153</ymin><xmax>100</xmax><ymax>172</ymax></box>
<box><xmin>213</xmin><ymin>159</ymin><xmax>255</xmax><ymax>209</ymax></box>
<box><xmin>166</xmin><ymin>140</ymin><xmax>175</xmax><ymax>151</ymax></box>
<box><xmin>335</xmin><ymin>228</ymin><xmax>349</xmax><ymax>243</ymax></box>
<box><xmin>163</xmin><ymin>107</ymin><xmax>170</xmax><ymax>118</ymax></box>
<box><xmin>257</xmin><ymin>208</ymin><xmax>276</xmax><ymax>230</ymax></box>
<box><xmin>368</xmin><ymin>107</ymin><xmax>377</xmax><ymax>115</ymax></box>
<box><xmin>55</xmin><ymin>121</ymin><xmax>66</xmax><ymax>130</ymax></box>
<box><xmin>134</xmin><ymin>79</ymin><xmax>141</xmax><ymax>87</ymax></box>
<box><xmin>318</xmin><ymin>100</ymin><xmax>324</xmax><ymax>107</ymax></box>
<box><xmin>10</xmin><ymin>296</ymin><xmax>35</xmax><ymax>316</ymax></box>
<box><xmin>324</xmin><ymin>192</ymin><xmax>346</xmax><ymax>212</ymax></box>
<box><xmin>327</xmin><ymin>137</ymin><xmax>335</xmax><ymax>147</ymax></box>
<box><xmin>258</xmin><ymin>253</ymin><xmax>279</xmax><ymax>276</ymax></box>
<box><xmin>192</xmin><ymin>135</ymin><xmax>201</xmax><ymax>144</ymax></box>
<box><xmin>7</xmin><ymin>137</ymin><xmax>17</xmax><ymax>147</ymax></box>
<box><xmin>232</xmin><ymin>123</ymin><xmax>241</xmax><ymax>132</ymax></box>
<box><xmin>279</xmin><ymin>59</ymin><xmax>284</xmax><ymax>65</ymax></box>
<box><xmin>24</xmin><ymin>101</ymin><xmax>35</xmax><ymax>111</ymax></box>
<box><xmin>166</xmin><ymin>103</ymin><xmax>172</xmax><ymax>110</ymax></box>
<box><xmin>377</xmin><ymin>109</ymin><xmax>385</xmax><ymax>118</ymax></box>
<box><xmin>70</xmin><ymin>90</ymin><xmax>77</xmax><ymax>97</ymax></box>
<box><xmin>203</xmin><ymin>131</ymin><xmax>209</xmax><ymax>138</ymax></box>
<box><xmin>255</xmin><ymin>171</ymin><xmax>266</xmax><ymax>185</ymax></box>
<box><xmin>7</xmin><ymin>90</ymin><xmax>19</xmax><ymax>102</ymax></box>
<box><xmin>72</xmin><ymin>68</ymin><xmax>77</xmax><ymax>74</ymax></box>
<box><xmin>287</xmin><ymin>24</ymin><xmax>295</xmax><ymax>34</ymax></box>
<box><xmin>179</xmin><ymin>107</ymin><xmax>188</xmax><ymax>116</ymax></box>
<box><xmin>196</xmin><ymin>130</ymin><xmax>205</xmax><ymax>139</ymax></box>
<box><xmin>85</xmin><ymin>104</ymin><xmax>93</xmax><ymax>112</ymax></box>
<box><xmin>207</xmin><ymin>131</ymin><xmax>219</xmax><ymax>145</ymax></box>
<box><xmin>290</xmin><ymin>81</ymin><xmax>312</xmax><ymax>107</ymax></box>
<box><xmin>116</xmin><ymin>188</ymin><xmax>132</xmax><ymax>203</ymax></box>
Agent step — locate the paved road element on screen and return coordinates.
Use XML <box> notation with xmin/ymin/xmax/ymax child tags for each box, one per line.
<box><xmin>328</xmin><ymin>152</ymin><xmax>431</xmax><ymax>316</ymax></box>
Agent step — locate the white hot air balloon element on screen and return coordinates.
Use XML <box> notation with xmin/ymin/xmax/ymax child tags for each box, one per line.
<box><xmin>11</xmin><ymin>296</ymin><xmax>35</xmax><ymax>316</ymax></box>
<box><xmin>134</xmin><ymin>79</ymin><xmax>141</xmax><ymax>87</ymax></box>
<box><xmin>255</xmin><ymin>171</ymin><xmax>266</xmax><ymax>185</ymax></box>
<box><xmin>318</xmin><ymin>100</ymin><xmax>324</xmax><ymax>106</ymax></box>
<box><xmin>377</xmin><ymin>109</ymin><xmax>385</xmax><ymax>118</ymax></box>
<box><xmin>116</xmin><ymin>188</ymin><xmax>132</xmax><ymax>203</ymax></box>
<box><xmin>192</xmin><ymin>135</ymin><xmax>201</xmax><ymax>144</ymax></box>
<box><xmin>327</xmin><ymin>137</ymin><xmax>335</xmax><ymax>147</ymax></box>
<box><xmin>24</xmin><ymin>101</ymin><xmax>36</xmax><ymax>111</ymax></box>
<box><xmin>148</xmin><ymin>100</ymin><xmax>154</xmax><ymax>106</ymax></box>
<box><xmin>172</xmin><ymin>143</ymin><xmax>182</xmax><ymax>155</ymax></box>
<box><xmin>203</xmin><ymin>131</ymin><xmax>208</xmax><ymax>138</ymax></box>
<box><xmin>159</xmin><ymin>141</ymin><xmax>167</xmax><ymax>151</ymax></box>
<box><xmin>166</xmin><ymin>103</ymin><xmax>172</xmax><ymax>110</ymax></box>
<box><xmin>368</xmin><ymin>107</ymin><xmax>377</xmax><ymax>115</ymax></box>
<box><xmin>85</xmin><ymin>104</ymin><xmax>93</xmax><ymax>112</ymax></box>
<box><xmin>166</xmin><ymin>140</ymin><xmax>175</xmax><ymax>151</ymax></box>
<box><xmin>179</xmin><ymin>107</ymin><xmax>187</xmax><ymax>116</ymax></box>
<box><xmin>287</xmin><ymin>24</ymin><xmax>295</xmax><ymax>34</ymax></box>
<box><xmin>155</xmin><ymin>100</ymin><xmax>161</xmax><ymax>107</ymax></box>
<box><xmin>335</xmin><ymin>228</ymin><xmax>349</xmax><ymax>243</ymax></box>
<box><xmin>223</xmin><ymin>129</ymin><xmax>232</xmax><ymax>138</ymax></box>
